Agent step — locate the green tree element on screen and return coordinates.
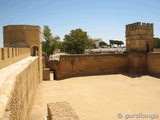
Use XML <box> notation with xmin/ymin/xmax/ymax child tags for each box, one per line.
<box><xmin>119</xmin><ymin>41</ymin><xmax>124</xmax><ymax>47</ymax></box>
<box><xmin>109</xmin><ymin>40</ymin><xmax>124</xmax><ymax>47</ymax></box>
<box><xmin>63</xmin><ymin>28</ymin><xmax>92</xmax><ymax>54</ymax></box>
<box><xmin>154</xmin><ymin>37</ymin><xmax>160</xmax><ymax>48</ymax></box>
<box><xmin>42</xmin><ymin>25</ymin><xmax>60</xmax><ymax>57</ymax></box>
<box><xmin>109</xmin><ymin>40</ymin><xmax>115</xmax><ymax>47</ymax></box>
<box><xmin>99</xmin><ymin>41</ymin><xmax>108</xmax><ymax>48</ymax></box>
<box><xmin>86</xmin><ymin>38</ymin><xmax>95</xmax><ymax>50</ymax></box>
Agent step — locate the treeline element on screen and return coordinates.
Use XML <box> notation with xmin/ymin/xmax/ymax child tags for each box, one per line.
<box><xmin>109</xmin><ymin>40</ymin><xmax>124</xmax><ymax>47</ymax></box>
<box><xmin>42</xmin><ymin>26</ymin><xmax>124</xmax><ymax>56</ymax></box>
<box><xmin>154</xmin><ymin>37</ymin><xmax>160</xmax><ymax>48</ymax></box>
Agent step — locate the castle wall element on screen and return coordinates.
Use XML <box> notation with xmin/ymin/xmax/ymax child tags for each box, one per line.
<box><xmin>128</xmin><ymin>53</ymin><xmax>147</xmax><ymax>74</ymax></box>
<box><xmin>0</xmin><ymin>57</ymin><xmax>40</xmax><ymax>120</ymax></box>
<box><xmin>147</xmin><ymin>53</ymin><xmax>160</xmax><ymax>75</ymax></box>
<box><xmin>50</xmin><ymin>54</ymin><xmax>128</xmax><ymax>80</ymax></box>
<box><xmin>0</xmin><ymin>47</ymin><xmax>30</xmax><ymax>69</ymax></box>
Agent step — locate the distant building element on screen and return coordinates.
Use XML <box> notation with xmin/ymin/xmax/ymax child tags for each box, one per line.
<box><xmin>92</xmin><ymin>38</ymin><xmax>102</xmax><ymax>48</ymax></box>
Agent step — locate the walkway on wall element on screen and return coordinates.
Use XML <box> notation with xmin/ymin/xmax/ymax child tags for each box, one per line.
<box><xmin>0</xmin><ymin>56</ymin><xmax>38</xmax><ymax>118</ymax></box>
<box><xmin>29</xmin><ymin>74</ymin><xmax>160</xmax><ymax>120</ymax></box>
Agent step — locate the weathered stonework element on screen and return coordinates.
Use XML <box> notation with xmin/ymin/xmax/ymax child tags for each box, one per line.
<box><xmin>49</xmin><ymin>54</ymin><xmax>129</xmax><ymax>80</ymax></box>
<box><xmin>0</xmin><ymin>48</ymin><xmax>30</xmax><ymax>69</ymax></box>
<box><xmin>128</xmin><ymin>53</ymin><xmax>147</xmax><ymax>73</ymax></box>
<box><xmin>3</xmin><ymin>25</ymin><xmax>41</xmax><ymax>48</ymax></box>
<box><xmin>0</xmin><ymin>25</ymin><xmax>43</xmax><ymax>120</ymax></box>
<box><xmin>43</xmin><ymin>68</ymin><xmax>50</xmax><ymax>80</ymax></box>
<box><xmin>0</xmin><ymin>57</ymin><xmax>40</xmax><ymax>120</ymax></box>
<box><xmin>47</xmin><ymin>102</ymin><xmax>79</xmax><ymax>120</ymax></box>
<box><xmin>3</xmin><ymin>25</ymin><xmax>43</xmax><ymax>82</ymax></box>
<box><xmin>126</xmin><ymin>22</ymin><xmax>153</xmax><ymax>52</ymax></box>
<box><xmin>8</xmin><ymin>57</ymin><xmax>40</xmax><ymax>120</ymax></box>
<box><xmin>147</xmin><ymin>53</ymin><xmax>160</xmax><ymax>75</ymax></box>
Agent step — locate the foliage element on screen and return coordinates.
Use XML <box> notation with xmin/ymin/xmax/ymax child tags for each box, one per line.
<box><xmin>42</xmin><ymin>25</ymin><xmax>60</xmax><ymax>57</ymax></box>
<box><xmin>86</xmin><ymin>38</ymin><xmax>96</xmax><ymax>50</ymax></box>
<box><xmin>63</xmin><ymin>28</ymin><xmax>93</xmax><ymax>54</ymax></box>
<box><xmin>99</xmin><ymin>41</ymin><xmax>108</xmax><ymax>48</ymax></box>
<box><xmin>154</xmin><ymin>37</ymin><xmax>160</xmax><ymax>48</ymax></box>
<box><xmin>109</xmin><ymin>40</ymin><xmax>124</xmax><ymax>47</ymax></box>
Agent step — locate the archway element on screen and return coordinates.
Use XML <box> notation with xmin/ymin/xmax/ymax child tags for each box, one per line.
<box><xmin>31</xmin><ymin>46</ymin><xmax>39</xmax><ymax>56</ymax></box>
<box><xmin>146</xmin><ymin>43</ymin><xmax>149</xmax><ymax>52</ymax></box>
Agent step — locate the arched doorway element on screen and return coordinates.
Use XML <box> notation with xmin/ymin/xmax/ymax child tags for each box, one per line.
<box><xmin>31</xmin><ymin>46</ymin><xmax>39</xmax><ymax>56</ymax></box>
<box><xmin>146</xmin><ymin>43</ymin><xmax>149</xmax><ymax>52</ymax></box>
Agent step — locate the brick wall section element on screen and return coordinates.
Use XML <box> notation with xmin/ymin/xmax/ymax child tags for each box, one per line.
<box><xmin>128</xmin><ymin>53</ymin><xmax>147</xmax><ymax>74</ymax></box>
<box><xmin>43</xmin><ymin>68</ymin><xmax>50</xmax><ymax>80</ymax></box>
<box><xmin>0</xmin><ymin>47</ymin><xmax>30</xmax><ymax>69</ymax></box>
<box><xmin>147</xmin><ymin>53</ymin><xmax>160</xmax><ymax>75</ymax></box>
<box><xmin>49</xmin><ymin>60</ymin><xmax>60</xmax><ymax>80</ymax></box>
<box><xmin>50</xmin><ymin>54</ymin><xmax>128</xmax><ymax>80</ymax></box>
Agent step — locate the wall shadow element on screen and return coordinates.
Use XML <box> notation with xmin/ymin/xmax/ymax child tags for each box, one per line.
<box><xmin>121</xmin><ymin>73</ymin><xmax>146</xmax><ymax>78</ymax></box>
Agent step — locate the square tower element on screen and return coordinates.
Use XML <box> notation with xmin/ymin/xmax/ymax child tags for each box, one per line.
<box><xmin>126</xmin><ymin>22</ymin><xmax>153</xmax><ymax>52</ymax></box>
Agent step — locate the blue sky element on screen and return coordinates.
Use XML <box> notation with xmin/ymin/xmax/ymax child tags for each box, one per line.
<box><xmin>0</xmin><ymin>0</ymin><xmax>160</xmax><ymax>47</ymax></box>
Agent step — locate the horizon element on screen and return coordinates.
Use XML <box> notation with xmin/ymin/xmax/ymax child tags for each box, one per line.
<box><xmin>0</xmin><ymin>0</ymin><xmax>160</xmax><ymax>47</ymax></box>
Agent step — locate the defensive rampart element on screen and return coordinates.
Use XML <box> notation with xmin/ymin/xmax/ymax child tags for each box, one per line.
<box><xmin>50</xmin><ymin>54</ymin><xmax>129</xmax><ymax>80</ymax></box>
<box><xmin>147</xmin><ymin>53</ymin><xmax>160</xmax><ymax>75</ymax></box>
<box><xmin>49</xmin><ymin>52</ymin><xmax>160</xmax><ymax>80</ymax></box>
<box><xmin>0</xmin><ymin>47</ymin><xmax>30</xmax><ymax>69</ymax></box>
<box><xmin>0</xmin><ymin>56</ymin><xmax>40</xmax><ymax>120</ymax></box>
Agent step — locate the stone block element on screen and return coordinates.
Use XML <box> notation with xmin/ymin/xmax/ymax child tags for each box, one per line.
<box><xmin>43</xmin><ymin>68</ymin><xmax>50</xmax><ymax>80</ymax></box>
<box><xmin>47</xmin><ymin>102</ymin><xmax>79</xmax><ymax>120</ymax></box>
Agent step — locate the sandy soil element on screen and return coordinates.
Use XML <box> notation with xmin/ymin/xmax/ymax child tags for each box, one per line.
<box><xmin>29</xmin><ymin>74</ymin><xmax>160</xmax><ymax>120</ymax></box>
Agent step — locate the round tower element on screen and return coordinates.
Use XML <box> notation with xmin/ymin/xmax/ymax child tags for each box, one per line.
<box><xmin>3</xmin><ymin>25</ymin><xmax>42</xmax><ymax>56</ymax></box>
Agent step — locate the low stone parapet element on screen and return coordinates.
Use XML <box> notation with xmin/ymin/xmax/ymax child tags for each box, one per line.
<box><xmin>0</xmin><ymin>47</ymin><xmax>30</xmax><ymax>69</ymax></box>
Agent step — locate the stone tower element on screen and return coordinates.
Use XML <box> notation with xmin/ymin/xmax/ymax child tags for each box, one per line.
<box><xmin>126</xmin><ymin>22</ymin><xmax>153</xmax><ymax>52</ymax></box>
<box><xmin>3</xmin><ymin>25</ymin><xmax>42</xmax><ymax>56</ymax></box>
<box><xmin>3</xmin><ymin>25</ymin><xmax>43</xmax><ymax>81</ymax></box>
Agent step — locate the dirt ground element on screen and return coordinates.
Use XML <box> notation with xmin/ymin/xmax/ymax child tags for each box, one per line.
<box><xmin>29</xmin><ymin>74</ymin><xmax>160</xmax><ymax>120</ymax></box>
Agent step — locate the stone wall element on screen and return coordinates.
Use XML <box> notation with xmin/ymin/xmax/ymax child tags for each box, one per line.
<box><xmin>0</xmin><ymin>47</ymin><xmax>30</xmax><ymax>69</ymax></box>
<box><xmin>128</xmin><ymin>53</ymin><xmax>147</xmax><ymax>74</ymax></box>
<box><xmin>3</xmin><ymin>25</ymin><xmax>43</xmax><ymax>82</ymax></box>
<box><xmin>147</xmin><ymin>53</ymin><xmax>160</xmax><ymax>75</ymax></box>
<box><xmin>0</xmin><ymin>57</ymin><xmax>40</xmax><ymax>120</ymax></box>
<box><xmin>50</xmin><ymin>54</ymin><xmax>128</xmax><ymax>80</ymax></box>
<box><xmin>126</xmin><ymin>22</ymin><xmax>153</xmax><ymax>52</ymax></box>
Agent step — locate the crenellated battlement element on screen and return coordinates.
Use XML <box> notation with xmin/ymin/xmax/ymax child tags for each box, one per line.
<box><xmin>0</xmin><ymin>47</ymin><xmax>30</xmax><ymax>69</ymax></box>
<box><xmin>126</xmin><ymin>22</ymin><xmax>153</xmax><ymax>30</ymax></box>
